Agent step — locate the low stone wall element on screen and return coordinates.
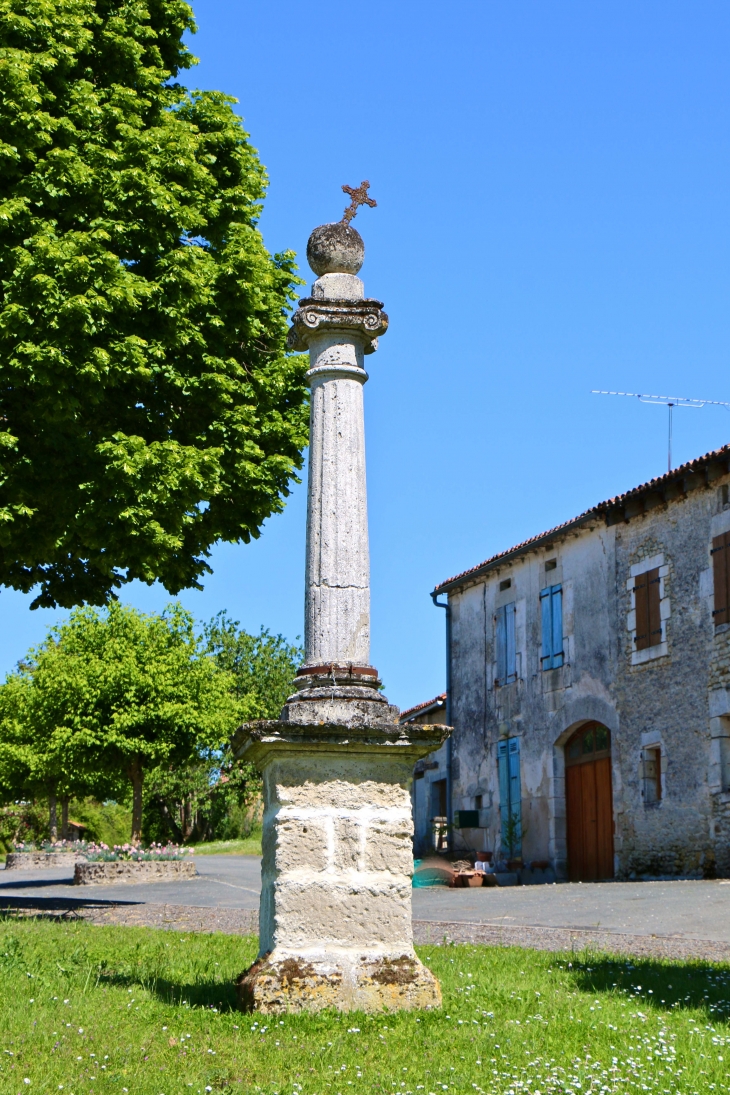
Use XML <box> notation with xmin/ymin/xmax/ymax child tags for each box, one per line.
<box><xmin>74</xmin><ymin>859</ymin><xmax>198</xmax><ymax>885</ymax></box>
<box><xmin>5</xmin><ymin>852</ymin><xmax>87</xmax><ymax>870</ymax></box>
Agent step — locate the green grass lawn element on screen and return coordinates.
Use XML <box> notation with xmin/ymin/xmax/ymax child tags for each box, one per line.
<box><xmin>0</xmin><ymin>919</ymin><xmax>728</xmax><ymax>1095</ymax></box>
<box><xmin>191</xmin><ymin>833</ymin><xmax>262</xmax><ymax>856</ymax></box>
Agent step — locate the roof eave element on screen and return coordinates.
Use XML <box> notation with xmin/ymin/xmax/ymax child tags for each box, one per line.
<box><xmin>432</xmin><ymin>513</ymin><xmax>600</xmax><ymax>596</ymax></box>
<box><xmin>432</xmin><ymin>443</ymin><xmax>730</xmax><ymax>597</ymax></box>
<box><xmin>399</xmin><ymin>696</ymin><xmax>447</xmax><ymax>723</ymax></box>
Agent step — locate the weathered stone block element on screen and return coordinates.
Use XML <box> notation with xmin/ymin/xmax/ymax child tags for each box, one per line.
<box><xmin>364</xmin><ymin>819</ymin><xmax>416</xmax><ymax>874</ymax></box>
<box><xmin>237</xmin><ymin>951</ymin><xmax>441</xmax><ymax>1014</ymax></box>
<box><xmin>331</xmin><ymin>816</ymin><xmax>362</xmax><ymax>870</ymax></box>
<box><xmin>274</xmin><ymin>815</ymin><xmax>329</xmax><ymax>873</ymax></box>
<box><xmin>5</xmin><ymin>852</ymin><xmax>87</xmax><ymax>870</ymax></box>
<box><xmin>272</xmin><ymin>878</ymin><xmax>412</xmax><ymax>948</ymax></box>
<box><xmin>74</xmin><ymin>860</ymin><xmax>197</xmax><ymax>885</ymax></box>
<box><xmin>268</xmin><ymin>760</ymin><xmax>411</xmax><ymax>808</ymax></box>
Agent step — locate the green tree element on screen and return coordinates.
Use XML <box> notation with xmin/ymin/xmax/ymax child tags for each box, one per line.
<box><xmin>143</xmin><ymin>756</ymin><xmax>256</xmax><ymax>845</ymax></box>
<box><xmin>204</xmin><ymin>612</ymin><xmax>302</xmax><ymax>718</ymax></box>
<box><xmin>0</xmin><ymin>0</ymin><xmax>308</xmax><ymax>610</ymax></box>
<box><xmin>142</xmin><ymin>614</ymin><xmax>301</xmax><ymax>843</ymax></box>
<box><xmin>0</xmin><ymin>672</ymin><xmax>78</xmax><ymax>839</ymax></box>
<box><xmin>0</xmin><ymin>602</ymin><xmax>239</xmax><ymax>840</ymax></box>
<box><xmin>0</xmin><ymin>672</ymin><xmax>33</xmax><ymax>805</ymax></box>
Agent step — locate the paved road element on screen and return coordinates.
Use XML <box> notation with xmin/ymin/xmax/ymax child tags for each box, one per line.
<box><xmin>2</xmin><ymin>857</ymin><xmax>730</xmax><ymax>944</ymax></box>
<box><xmin>412</xmin><ymin>879</ymin><xmax>730</xmax><ymax>943</ymax></box>
<box><xmin>0</xmin><ymin>855</ymin><xmax>262</xmax><ymax>909</ymax></box>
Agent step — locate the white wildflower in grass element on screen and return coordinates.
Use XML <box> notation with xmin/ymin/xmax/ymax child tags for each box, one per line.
<box><xmin>3</xmin><ymin>928</ymin><xmax>730</xmax><ymax>1093</ymax></box>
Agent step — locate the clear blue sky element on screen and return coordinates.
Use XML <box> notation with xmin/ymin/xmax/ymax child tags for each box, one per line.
<box><xmin>1</xmin><ymin>1</ymin><xmax>729</xmax><ymax>709</ymax></box>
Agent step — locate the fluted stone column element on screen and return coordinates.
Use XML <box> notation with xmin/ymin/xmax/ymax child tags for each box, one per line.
<box><xmin>234</xmin><ymin>215</ymin><xmax>449</xmax><ymax>1013</ymax></box>
<box><xmin>301</xmin><ymin>282</ymin><xmax>377</xmax><ymax>668</ymax></box>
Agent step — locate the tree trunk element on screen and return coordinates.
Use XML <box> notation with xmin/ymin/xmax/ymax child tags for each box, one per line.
<box><xmin>48</xmin><ymin>785</ymin><xmax>57</xmax><ymax>842</ymax></box>
<box><xmin>154</xmin><ymin>795</ymin><xmax>183</xmax><ymax>844</ymax></box>
<box><xmin>181</xmin><ymin>796</ymin><xmax>194</xmax><ymax>842</ymax></box>
<box><xmin>61</xmin><ymin>797</ymin><xmax>69</xmax><ymax>841</ymax></box>
<box><xmin>129</xmin><ymin>757</ymin><xmax>143</xmax><ymax>843</ymax></box>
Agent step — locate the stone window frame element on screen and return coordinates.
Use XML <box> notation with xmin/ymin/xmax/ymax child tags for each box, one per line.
<box><xmin>709</xmin><ymin>691</ymin><xmax>730</xmax><ymax>795</ymax></box>
<box><xmin>490</xmin><ymin>587</ymin><xmax>526</xmax><ymax>689</ymax></box>
<box><xmin>710</xmin><ymin>510</ymin><xmax>730</xmax><ymax>635</ymax></box>
<box><xmin>639</xmin><ymin>733</ymin><xmax>666</xmax><ymax>807</ymax></box>
<box><xmin>627</xmin><ymin>553</ymin><xmax>670</xmax><ymax>666</ymax></box>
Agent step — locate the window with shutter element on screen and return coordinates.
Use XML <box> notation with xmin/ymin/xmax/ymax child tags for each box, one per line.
<box><xmin>497</xmin><ymin>738</ymin><xmax>522</xmax><ymax>857</ymax></box>
<box><xmin>712</xmin><ymin>532</ymin><xmax>730</xmax><ymax>627</ymax></box>
<box><xmin>540</xmin><ymin>584</ymin><xmax>564</xmax><ymax>669</ymax></box>
<box><xmin>634</xmin><ymin>567</ymin><xmax>662</xmax><ymax>650</ymax></box>
<box><xmin>495</xmin><ymin>602</ymin><xmax>517</xmax><ymax>685</ymax></box>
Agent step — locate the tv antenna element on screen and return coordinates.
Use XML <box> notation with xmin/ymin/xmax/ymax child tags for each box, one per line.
<box><xmin>591</xmin><ymin>390</ymin><xmax>730</xmax><ymax>473</ymax></box>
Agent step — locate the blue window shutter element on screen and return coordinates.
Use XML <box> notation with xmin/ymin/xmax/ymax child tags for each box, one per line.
<box><xmin>540</xmin><ymin>588</ymin><xmax>552</xmax><ymax>669</ymax></box>
<box><xmin>496</xmin><ymin>606</ymin><xmax>506</xmax><ymax>684</ymax></box>
<box><xmin>497</xmin><ymin>740</ymin><xmax>510</xmax><ymax>849</ymax></box>
<box><xmin>551</xmin><ymin>585</ymin><xmax>563</xmax><ymax>668</ymax></box>
<box><xmin>508</xmin><ymin>738</ymin><xmax>522</xmax><ymax>856</ymax></box>
<box><xmin>505</xmin><ymin>602</ymin><xmax>516</xmax><ymax>681</ymax></box>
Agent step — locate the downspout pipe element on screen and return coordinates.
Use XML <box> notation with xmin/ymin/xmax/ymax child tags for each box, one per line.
<box><xmin>431</xmin><ymin>590</ymin><xmax>453</xmax><ymax>853</ymax></box>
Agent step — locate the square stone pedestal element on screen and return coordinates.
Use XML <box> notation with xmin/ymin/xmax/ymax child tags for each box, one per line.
<box><xmin>233</xmin><ymin>719</ymin><xmax>449</xmax><ymax>1013</ymax></box>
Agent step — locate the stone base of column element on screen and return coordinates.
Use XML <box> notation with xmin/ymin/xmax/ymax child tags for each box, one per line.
<box><xmin>231</xmin><ymin>693</ymin><xmax>449</xmax><ymax>1015</ymax></box>
<box><xmin>281</xmin><ymin>664</ymin><xmax>401</xmax><ymax>730</ymax></box>
<box><xmin>237</xmin><ymin>948</ymin><xmax>441</xmax><ymax>1014</ymax></box>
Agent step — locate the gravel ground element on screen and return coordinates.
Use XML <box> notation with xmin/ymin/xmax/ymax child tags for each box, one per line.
<box><xmin>3</xmin><ymin>857</ymin><xmax>729</xmax><ymax>963</ymax></box>
<box><xmin>1</xmin><ymin>899</ymin><xmax>729</xmax><ymax>963</ymax></box>
<box><xmin>411</xmin><ymin>918</ymin><xmax>730</xmax><ymax>963</ymax></box>
<box><xmin>0</xmin><ymin>897</ymin><xmax>258</xmax><ymax>935</ymax></box>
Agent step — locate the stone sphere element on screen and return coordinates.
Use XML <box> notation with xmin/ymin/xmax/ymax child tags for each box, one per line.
<box><xmin>306</xmin><ymin>222</ymin><xmax>364</xmax><ymax>276</ymax></box>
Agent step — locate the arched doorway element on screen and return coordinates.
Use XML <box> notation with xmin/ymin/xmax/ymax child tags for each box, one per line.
<box><xmin>565</xmin><ymin>722</ymin><xmax>614</xmax><ymax>881</ymax></box>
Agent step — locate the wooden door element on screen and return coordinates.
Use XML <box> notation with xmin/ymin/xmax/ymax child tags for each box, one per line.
<box><xmin>565</xmin><ymin>722</ymin><xmax>614</xmax><ymax>881</ymax></box>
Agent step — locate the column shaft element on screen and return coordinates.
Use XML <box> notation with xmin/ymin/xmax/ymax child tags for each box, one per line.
<box><xmin>304</xmin><ymin>333</ymin><xmax>370</xmax><ymax>667</ymax></box>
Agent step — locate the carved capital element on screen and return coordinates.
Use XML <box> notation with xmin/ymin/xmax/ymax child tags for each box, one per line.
<box><xmin>287</xmin><ymin>298</ymin><xmax>389</xmax><ymax>355</ymax></box>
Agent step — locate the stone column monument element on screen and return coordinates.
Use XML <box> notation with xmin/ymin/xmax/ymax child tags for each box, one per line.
<box><xmin>233</xmin><ymin>183</ymin><xmax>450</xmax><ymax>1013</ymax></box>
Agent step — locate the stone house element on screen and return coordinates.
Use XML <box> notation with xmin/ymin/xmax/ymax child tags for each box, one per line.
<box><xmin>419</xmin><ymin>444</ymin><xmax>730</xmax><ymax>880</ymax></box>
<box><xmin>401</xmin><ymin>694</ymin><xmax>450</xmax><ymax>853</ymax></box>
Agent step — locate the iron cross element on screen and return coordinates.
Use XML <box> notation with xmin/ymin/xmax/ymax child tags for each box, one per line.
<box><xmin>341</xmin><ymin>180</ymin><xmax>377</xmax><ymax>226</ymax></box>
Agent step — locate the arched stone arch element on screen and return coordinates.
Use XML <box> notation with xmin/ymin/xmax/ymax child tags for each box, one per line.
<box><xmin>547</xmin><ymin>696</ymin><xmax>619</xmax><ymax>878</ymax></box>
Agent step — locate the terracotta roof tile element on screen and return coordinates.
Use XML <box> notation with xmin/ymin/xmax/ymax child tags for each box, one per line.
<box><xmin>400</xmin><ymin>692</ymin><xmax>447</xmax><ymax>721</ymax></box>
<box><xmin>434</xmin><ymin>442</ymin><xmax>730</xmax><ymax>595</ymax></box>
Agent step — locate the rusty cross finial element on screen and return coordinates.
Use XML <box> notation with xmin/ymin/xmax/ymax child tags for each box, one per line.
<box><xmin>341</xmin><ymin>180</ymin><xmax>377</xmax><ymax>226</ymax></box>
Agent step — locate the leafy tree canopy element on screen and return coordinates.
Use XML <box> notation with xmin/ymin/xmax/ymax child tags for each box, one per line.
<box><xmin>140</xmin><ymin>614</ymin><xmax>301</xmax><ymax>843</ymax></box>
<box><xmin>0</xmin><ymin>671</ymin><xmax>34</xmax><ymax>801</ymax></box>
<box><xmin>204</xmin><ymin>611</ymin><xmax>301</xmax><ymax>719</ymax></box>
<box><xmin>0</xmin><ymin>601</ymin><xmax>240</xmax><ymax>839</ymax></box>
<box><xmin>0</xmin><ymin>0</ymin><xmax>308</xmax><ymax>609</ymax></box>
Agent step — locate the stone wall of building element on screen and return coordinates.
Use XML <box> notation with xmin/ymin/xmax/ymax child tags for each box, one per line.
<box><xmin>441</xmin><ymin>471</ymin><xmax>730</xmax><ymax>879</ymax></box>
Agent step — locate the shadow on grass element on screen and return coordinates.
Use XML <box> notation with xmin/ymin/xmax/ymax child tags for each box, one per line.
<box><xmin>97</xmin><ymin>968</ymin><xmax>241</xmax><ymax>1012</ymax></box>
<box><xmin>562</xmin><ymin>950</ymin><xmax>730</xmax><ymax>1021</ymax></box>
<box><xmin>0</xmin><ymin>897</ymin><xmax>140</xmax><ymax>918</ymax></box>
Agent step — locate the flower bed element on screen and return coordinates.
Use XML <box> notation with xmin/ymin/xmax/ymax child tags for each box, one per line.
<box><xmin>5</xmin><ymin>851</ymin><xmax>89</xmax><ymax>870</ymax></box>
<box><xmin>82</xmin><ymin>841</ymin><xmax>193</xmax><ymax>863</ymax></box>
<box><xmin>6</xmin><ymin>840</ymin><xmax>195</xmax><ymax>873</ymax></box>
<box><xmin>6</xmin><ymin>840</ymin><xmax>91</xmax><ymax>870</ymax></box>
<box><xmin>72</xmin><ymin>842</ymin><xmax>197</xmax><ymax>884</ymax></box>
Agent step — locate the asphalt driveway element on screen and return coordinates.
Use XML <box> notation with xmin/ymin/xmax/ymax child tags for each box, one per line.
<box><xmin>2</xmin><ymin>857</ymin><xmax>730</xmax><ymax>950</ymax></box>
<box><xmin>411</xmin><ymin>878</ymin><xmax>730</xmax><ymax>943</ymax></box>
<box><xmin>0</xmin><ymin>854</ymin><xmax>262</xmax><ymax>909</ymax></box>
